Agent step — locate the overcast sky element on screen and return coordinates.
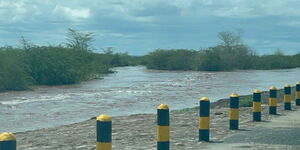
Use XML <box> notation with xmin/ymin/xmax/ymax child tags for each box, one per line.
<box><xmin>0</xmin><ymin>0</ymin><xmax>300</xmax><ymax>55</ymax></box>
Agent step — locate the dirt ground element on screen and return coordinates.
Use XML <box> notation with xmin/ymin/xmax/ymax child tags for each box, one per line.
<box><xmin>15</xmin><ymin>88</ymin><xmax>298</xmax><ymax>150</ymax></box>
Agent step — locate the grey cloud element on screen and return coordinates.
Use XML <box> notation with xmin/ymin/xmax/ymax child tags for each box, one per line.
<box><xmin>0</xmin><ymin>0</ymin><xmax>300</xmax><ymax>55</ymax></box>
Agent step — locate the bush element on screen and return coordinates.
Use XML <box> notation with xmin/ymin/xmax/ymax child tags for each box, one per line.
<box><xmin>0</xmin><ymin>30</ymin><xmax>141</xmax><ymax>91</ymax></box>
<box><xmin>0</xmin><ymin>47</ymin><xmax>31</xmax><ymax>91</ymax></box>
<box><xmin>144</xmin><ymin>49</ymin><xmax>198</xmax><ymax>70</ymax></box>
<box><xmin>143</xmin><ymin>32</ymin><xmax>300</xmax><ymax>71</ymax></box>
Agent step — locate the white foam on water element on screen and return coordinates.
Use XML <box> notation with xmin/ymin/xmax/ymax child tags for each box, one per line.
<box><xmin>116</xmin><ymin>90</ymin><xmax>153</xmax><ymax>94</ymax></box>
<box><xmin>0</xmin><ymin>94</ymin><xmax>71</xmax><ymax>105</ymax></box>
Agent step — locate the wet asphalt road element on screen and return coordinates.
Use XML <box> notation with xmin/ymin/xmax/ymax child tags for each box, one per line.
<box><xmin>224</xmin><ymin>127</ymin><xmax>300</xmax><ymax>146</ymax></box>
<box><xmin>206</xmin><ymin>108</ymin><xmax>300</xmax><ymax>149</ymax></box>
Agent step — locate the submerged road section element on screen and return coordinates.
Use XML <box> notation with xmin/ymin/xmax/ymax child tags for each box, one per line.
<box><xmin>206</xmin><ymin>109</ymin><xmax>300</xmax><ymax>150</ymax></box>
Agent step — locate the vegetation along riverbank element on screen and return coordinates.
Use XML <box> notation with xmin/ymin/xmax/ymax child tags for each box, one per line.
<box><xmin>0</xmin><ymin>30</ymin><xmax>299</xmax><ymax>91</ymax></box>
<box><xmin>0</xmin><ymin>29</ymin><xmax>142</xmax><ymax>91</ymax></box>
<box><xmin>143</xmin><ymin>32</ymin><xmax>300</xmax><ymax>71</ymax></box>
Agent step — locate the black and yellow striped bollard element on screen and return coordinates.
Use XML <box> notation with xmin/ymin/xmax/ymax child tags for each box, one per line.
<box><xmin>0</xmin><ymin>132</ymin><xmax>16</xmax><ymax>150</ymax></box>
<box><xmin>296</xmin><ymin>82</ymin><xmax>300</xmax><ymax>106</ymax></box>
<box><xmin>269</xmin><ymin>86</ymin><xmax>277</xmax><ymax>115</ymax></box>
<box><xmin>157</xmin><ymin>104</ymin><xmax>170</xmax><ymax>150</ymax></box>
<box><xmin>229</xmin><ymin>93</ymin><xmax>239</xmax><ymax>130</ymax></box>
<box><xmin>97</xmin><ymin>114</ymin><xmax>112</xmax><ymax>150</ymax></box>
<box><xmin>253</xmin><ymin>90</ymin><xmax>261</xmax><ymax>122</ymax></box>
<box><xmin>199</xmin><ymin>97</ymin><xmax>210</xmax><ymax>142</ymax></box>
<box><xmin>284</xmin><ymin>84</ymin><xmax>292</xmax><ymax>110</ymax></box>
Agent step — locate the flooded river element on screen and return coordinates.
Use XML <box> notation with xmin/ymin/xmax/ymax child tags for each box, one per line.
<box><xmin>0</xmin><ymin>66</ymin><xmax>299</xmax><ymax>132</ymax></box>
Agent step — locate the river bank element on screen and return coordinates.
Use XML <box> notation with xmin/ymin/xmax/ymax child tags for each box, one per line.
<box><xmin>15</xmin><ymin>87</ymin><xmax>297</xmax><ymax>150</ymax></box>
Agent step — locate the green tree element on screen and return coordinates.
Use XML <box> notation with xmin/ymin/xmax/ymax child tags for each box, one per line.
<box><xmin>65</xmin><ymin>28</ymin><xmax>94</xmax><ymax>51</ymax></box>
<box><xmin>218</xmin><ymin>31</ymin><xmax>241</xmax><ymax>47</ymax></box>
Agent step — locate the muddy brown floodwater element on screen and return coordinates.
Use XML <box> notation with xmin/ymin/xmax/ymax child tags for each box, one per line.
<box><xmin>0</xmin><ymin>66</ymin><xmax>299</xmax><ymax>132</ymax></box>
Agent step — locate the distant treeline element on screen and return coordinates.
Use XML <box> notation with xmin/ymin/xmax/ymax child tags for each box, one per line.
<box><xmin>143</xmin><ymin>49</ymin><xmax>300</xmax><ymax>71</ymax></box>
<box><xmin>1</xmin><ymin>30</ymin><xmax>299</xmax><ymax>91</ymax></box>
<box><xmin>0</xmin><ymin>29</ymin><xmax>141</xmax><ymax>91</ymax></box>
<box><xmin>143</xmin><ymin>32</ymin><xmax>300</xmax><ymax>71</ymax></box>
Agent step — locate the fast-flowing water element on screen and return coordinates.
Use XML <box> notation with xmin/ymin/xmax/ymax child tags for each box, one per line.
<box><xmin>0</xmin><ymin>66</ymin><xmax>299</xmax><ymax>132</ymax></box>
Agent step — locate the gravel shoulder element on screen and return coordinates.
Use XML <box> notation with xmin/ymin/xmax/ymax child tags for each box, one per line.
<box><xmin>16</xmin><ymin>88</ymin><xmax>298</xmax><ymax>150</ymax></box>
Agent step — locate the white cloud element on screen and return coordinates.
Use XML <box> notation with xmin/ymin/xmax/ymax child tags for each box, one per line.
<box><xmin>1</xmin><ymin>0</ymin><xmax>300</xmax><ymax>23</ymax></box>
<box><xmin>1</xmin><ymin>0</ymin><xmax>300</xmax><ymax>55</ymax></box>
<box><xmin>53</xmin><ymin>6</ymin><xmax>90</xmax><ymax>21</ymax></box>
<box><xmin>172</xmin><ymin>0</ymin><xmax>300</xmax><ymax>18</ymax></box>
<box><xmin>0</xmin><ymin>1</ymin><xmax>26</xmax><ymax>22</ymax></box>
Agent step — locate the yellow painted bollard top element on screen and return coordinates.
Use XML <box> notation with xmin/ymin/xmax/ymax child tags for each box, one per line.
<box><xmin>157</xmin><ymin>104</ymin><xmax>169</xmax><ymax>110</ymax></box>
<box><xmin>230</xmin><ymin>93</ymin><xmax>239</xmax><ymax>97</ymax></box>
<box><xmin>253</xmin><ymin>89</ymin><xmax>261</xmax><ymax>93</ymax></box>
<box><xmin>97</xmin><ymin>114</ymin><xmax>111</xmax><ymax>122</ymax></box>
<box><xmin>284</xmin><ymin>84</ymin><xmax>291</xmax><ymax>87</ymax></box>
<box><xmin>200</xmin><ymin>97</ymin><xmax>209</xmax><ymax>101</ymax></box>
<box><xmin>0</xmin><ymin>132</ymin><xmax>16</xmax><ymax>141</ymax></box>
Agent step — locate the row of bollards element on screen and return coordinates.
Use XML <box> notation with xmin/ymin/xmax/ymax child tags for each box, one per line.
<box><xmin>1</xmin><ymin>82</ymin><xmax>299</xmax><ymax>150</ymax></box>
<box><xmin>96</xmin><ymin>82</ymin><xmax>300</xmax><ymax>149</ymax></box>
